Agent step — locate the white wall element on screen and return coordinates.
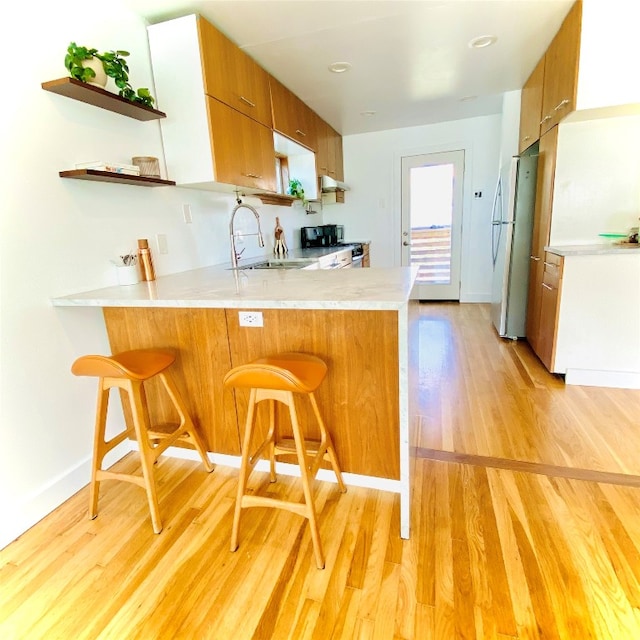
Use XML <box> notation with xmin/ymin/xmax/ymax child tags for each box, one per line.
<box><xmin>323</xmin><ymin>114</ymin><xmax>502</xmax><ymax>302</ymax></box>
<box><xmin>0</xmin><ymin>2</ymin><xmax>314</xmax><ymax>549</ymax></box>
<box><xmin>550</xmin><ymin>114</ymin><xmax>640</xmax><ymax>245</ymax></box>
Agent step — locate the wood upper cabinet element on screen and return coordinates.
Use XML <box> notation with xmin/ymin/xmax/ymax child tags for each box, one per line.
<box><xmin>518</xmin><ymin>56</ymin><xmax>545</xmax><ymax>153</ymax></box>
<box><xmin>198</xmin><ymin>17</ymin><xmax>273</xmax><ymax>128</ymax></box>
<box><xmin>526</xmin><ymin>126</ymin><xmax>558</xmax><ymax>359</ymax></box>
<box><xmin>147</xmin><ymin>15</ymin><xmax>276</xmax><ymax>192</ymax></box>
<box><xmin>540</xmin><ymin>0</ymin><xmax>582</xmax><ymax>135</ymax></box>
<box><xmin>270</xmin><ymin>75</ymin><xmax>317</xmax><ymax>151</ymax></box>
<box><xmin>206</xmin><ymin>97</ymin><xmax>276</xmax><ymax>193</ymax></box>
<box><xmin>315</xmin><ymin>116</ymin><xmax>344</xmax><ymax>182</ymax></box>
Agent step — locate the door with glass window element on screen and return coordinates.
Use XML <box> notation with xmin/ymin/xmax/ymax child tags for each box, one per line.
<box><xmin>401</xmin><ymin>150</ymin><xmax>464</xmax><ymax>300</ymax></box>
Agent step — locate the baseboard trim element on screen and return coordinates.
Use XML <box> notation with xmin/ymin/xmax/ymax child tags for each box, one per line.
<box><xmin>459</xmin><ymin>293</ymin><xmax>491</xmax><ymax>303</ymax></box>
<box><xmin>164</xmin><ymin>445</ymin><xmax>403</xmax><ymax>493</ymax></box>
<box><xmin>2</xmin><ymin>440</ymin><xmax>132</xmax><ymax>551</ymax></box>
<box><xmin>565</xmin><ymin>368</ymin><xmax>640</xmax><ymax>389</ymax></box>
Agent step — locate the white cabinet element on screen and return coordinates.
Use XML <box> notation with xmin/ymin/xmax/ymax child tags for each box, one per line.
<box><xmin>552</xmin><ymin>251</ymin><xmax>640</xmax><ymax>388</ymax></box>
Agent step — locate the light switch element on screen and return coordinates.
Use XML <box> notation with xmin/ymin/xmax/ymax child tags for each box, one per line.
<box><xmin>156</xmin><ymin>233</ymin><xmax>168</xmax><ymax>254</ymax></box>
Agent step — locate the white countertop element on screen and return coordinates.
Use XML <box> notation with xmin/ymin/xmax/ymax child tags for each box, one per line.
<box><xmin>51</xmin><ymin>264</ymin><xmax>419</xmax><ymax>311</ymax></box>
<box><xmin>545</xmin><ymin>243</ymin><xmax>640</xmax><ymax>256</ymax></box>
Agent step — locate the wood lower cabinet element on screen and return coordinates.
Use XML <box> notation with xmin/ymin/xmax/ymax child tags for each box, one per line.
<box><xmin>519</xmin><ymin>56</ymin><xmax>545</xmax><ymax>153</ymax></box>
<box><xmin>102</xmin><ymin>306</ymin><xmax>402</xmax><ymax>480</ymax></box>
<box><xmin>537</xmin><ymin>254</ymin><xmax>564</xmax><ymax>370</ymax></box>
<box><xmin>206</xmin><ymin>97</ymin><xmax>277</xmax><ymax>192</ymax></box>
<box><xmin>103</xmin><ymin>307</ymin><xmax>240</xmax><ymax>455</ymax></box>
<box><xmin>526</xmin><ymin>126</ymin><xmax>558</xmax><ymax>358</ymax></box>
<box><xmin>540</xmin><ymin>0</ymin><xmax>582</xmax><ymax>135</ymax></box>
<box><xmin>270</xmin><ymin>75</ymin><xmax>317</xmax><ymax>151</ymax></box>
<box><xmin>198</xmin><ymin>16</ymin><xmax>272</xmax><ymax>128</ymax></box>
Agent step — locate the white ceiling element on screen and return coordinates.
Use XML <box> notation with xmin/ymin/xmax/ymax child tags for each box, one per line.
<box><xmin>122</xmin><ymin>0</ymin><xmax>575</xmax><ymax>135</ymax></box>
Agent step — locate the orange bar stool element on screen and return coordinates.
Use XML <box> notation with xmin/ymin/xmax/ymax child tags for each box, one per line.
<box><xmin>224</xmin><ymin>352</ymin><xmax>346</xmax><ymax>569</ymax></box>
<box><xmin>72</xmin><ymin>348</ymin><xmax>213</xmax><ymax>533</ymax></box>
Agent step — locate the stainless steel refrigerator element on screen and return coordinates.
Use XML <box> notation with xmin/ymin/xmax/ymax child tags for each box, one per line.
<box><xmin>490</xmin><ymin>149</ymin><xmax>538</xmax><ymax>339</ymax></box>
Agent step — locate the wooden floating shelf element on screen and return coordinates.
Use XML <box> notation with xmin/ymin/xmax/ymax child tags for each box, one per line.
<box><xmin>42</xmin><ymin>77</ymin><xmax>167</xmax><ymax>121</ymax></box>
<box><xmin>255</xmin><ymin>193</ymin><xmax>295</xmax><ymax>206</ymax></box>
<box><xmin>59</xmin><ymin>169</ymin><xmax>176</xmax><ymax>187</ymax></box>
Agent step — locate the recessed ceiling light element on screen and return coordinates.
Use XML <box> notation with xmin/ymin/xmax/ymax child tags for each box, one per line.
<box><xmin>468</xmin><ymin>35</ymin><xmax>497</xmax><ymax>49</ymax></box>
<box><xmin>328</xmin><ymin>61</ymin><xmax>352</xmax><ymax>74</ymax></box>
<box><xmin>360</xmin><ymin>110</ymin><xmax>376</xmax><ymax>117</ymax></box>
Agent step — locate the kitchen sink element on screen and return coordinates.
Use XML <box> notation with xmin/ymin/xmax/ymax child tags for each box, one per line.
<box><xmin>233</xmin><ymin>259</ymin><xmax>318</xmax><ymax>271</ymax></box>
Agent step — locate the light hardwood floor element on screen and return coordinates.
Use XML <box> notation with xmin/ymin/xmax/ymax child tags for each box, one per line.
<box><xmin>2</xmin><ymin>303</ymin><xmax>640</xmax><ymax>639</ymax></box>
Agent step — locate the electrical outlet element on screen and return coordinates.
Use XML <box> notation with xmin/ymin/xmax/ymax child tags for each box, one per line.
<box><xmin>238</xmin><ymin>311</ymin><xmax>263</xmax><ymax>327</ymax></box>
<box><xmin>156</xmin><ymin>233</ymin><xmax>168</xmax><ymax>254</ymax></box>
<box><xmin>182</xmin><ymin>204</ymin><xmax>192</xmax><ymax>224</ymax></box>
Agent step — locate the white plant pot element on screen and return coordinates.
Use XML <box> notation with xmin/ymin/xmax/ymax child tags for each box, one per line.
<box><xmin>82</xmin><ymin>57</ymin><xmax>107</xmax><ymax>88</ymax></box>
<box><xmin>115</xmin><ymin>264</ymin><xmax>141</xmax><ymax>286</ymax></box>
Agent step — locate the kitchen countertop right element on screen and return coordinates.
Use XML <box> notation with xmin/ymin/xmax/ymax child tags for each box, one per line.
<box><xmin>545</xmin><ymin>243</ymin><xmax>640</xmax><ymax>256</ymax></box>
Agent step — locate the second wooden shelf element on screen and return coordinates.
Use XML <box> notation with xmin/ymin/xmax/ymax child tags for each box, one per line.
<box><xmin>59</xmin><ymin>169</ymin><xmax>176</xmax><ymax>187</ymax></box>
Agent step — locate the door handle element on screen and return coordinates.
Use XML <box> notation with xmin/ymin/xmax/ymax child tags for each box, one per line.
<box><xmin>403</xmin><ymin>241</ymin><xmax>411</xmax><ymax>246</ymax></box>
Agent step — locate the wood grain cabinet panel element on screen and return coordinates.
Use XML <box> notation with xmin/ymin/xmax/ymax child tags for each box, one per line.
<box><xmin>518</xmin><ymin>55</ymin><xmax>545</xmax><ymax>153</ymax></box>
<box><xmin>206</xmin><ymin>96</ymin><xmax>277</xmax><ymax>192</ymax></box>
<box><xmin>225</xmin><ymin>308</ymin><xmax>400</xmax><ymax>480</ymax></box>
<box><xmin>102</xmin><ymin>306</ymin><xmax>401</xmax><ymax>480</ymax></box>
<box><xmin>270</xmin><ymin>75</ymin><xmax>317</xmax><ymax>151</ymax></box>
<box><xmin>103</xmin><ymin>308</ymin><xmax>241</xmax><ymax>455</ymax></box>
<box><xmin>537</xmin><ymin>254</ymin><xmax>564</xmax><ymax>370</ymax></box>
<box><xmin>314</xmin><ymin>116</ymin><xmax>344</xmax><ymax>182</ymax></box>
<box><xmin>526</xmin><ymin>126</ymin><xmax>558</xmax><ymax>356</ymax></box>
<box><xmin>540</xmin><ymin>0</ymin><xmax>582</xmax><ymax>135</ymax></box>
<box><xmin>198</xmin><ymin>16</ymin><xmax>273</xmax><ymax>128</ymax></box>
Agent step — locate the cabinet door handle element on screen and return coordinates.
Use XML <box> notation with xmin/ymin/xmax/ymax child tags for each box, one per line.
<box><xmin>295</xmin><ymin>129</ymin><xmax>307</xmax><ymax>137</ymax></box>
<box><xmin>554</xmin><ymin>98</ymin><xmax>570</xmax><ymax>111</ymax></box>
<box><xmin>542</xmin><ymin>283</ymin><xmax>553</xmax><ymax>290</ymax></box>
<box><xmin>530</xmin><ymin>255</ymin><xmax>541</xmax><ymax>261</ymax></box>
<box><xmin>318</xmin><ymin>166</ymin><xmax>328</xmax><ymax>171</ymax></box>
<box><xmin>522</xmin><ymin>135</ymin><xmax>531</xmax><ymax>142</ymax></box>
<box><xmin>239</xmin><ymin>96</ymin><xmax>256</xmax><ymax>108</ymax></box>
<box><xmin>242</xmin><ymin>173</ymin><xmax>262</xmax><ymax>179</ymax></box>
<box><xmin>543</xmin><ymin>261</ymin><xmax>557</xmax><ymax>268</ymax></box>
<box><xmin>540</xmin><ymin>115</ymin><xmax>552</xmax><ymax>124</ymax></box>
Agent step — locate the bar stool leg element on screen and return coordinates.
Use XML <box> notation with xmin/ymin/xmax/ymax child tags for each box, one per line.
<box><xmin>159</xmin><ymin>371</ymin><xmax>214</xmax><ymax>473</ymax></box>
<box><xmin>309</xmin><ymin>393</ymin><xmax>347</xmax><ymax>493</ymax></box>
<box><xmin>268</xmin><ymin>399</ymin><xmax>277</xmax><ymax>483</ymax></box>
<box><xmin>231</xmin><ymin>388</ymin><xmax>258</xmax><ymax>552</ymax></box>
<box><xmin>128</xmin><ymin>379</ymin><xmax>163</xmax><ymax>534</ymax></box>
<box><xmin>287</xmin><ymin>391</ymin><xmax>325</xmax><ymax>570</ymax></box>
<box><xmin>89</xmin><ymin>384</ymin><xmax>110</xmax><ymax>520</ymax></box>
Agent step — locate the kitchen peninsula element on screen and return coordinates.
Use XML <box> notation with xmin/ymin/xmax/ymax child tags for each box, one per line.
<box><xmin>52</xmin><ymin>265</ymin><xmax>419</xmax><ymax>537</ymax></box>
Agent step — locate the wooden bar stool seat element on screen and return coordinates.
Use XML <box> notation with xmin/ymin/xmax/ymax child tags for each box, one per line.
<box><xmin>72</xmin><ymin>348</ymin><xmax>213</xmax><ymax>533</ymax></box>
<box><xmin>224</xmin><ymin>352</ymin><xmax>346</xmax><ymax>569</ymax></box>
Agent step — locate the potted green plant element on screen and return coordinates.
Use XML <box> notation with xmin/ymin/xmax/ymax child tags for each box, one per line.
<box><xmin>64</xmin><ymin>43</ymin><xmax>105</xmax><ymax>86</ymax></box>
<box><xmin>65</xmin><ymin>42</ymin><xmax>155</xmax><ymax>108</ymax></box>
<box><xmin>287</xmin><ymin>178</ymin><xmax>308</xmax><ymax>207</ymax></box>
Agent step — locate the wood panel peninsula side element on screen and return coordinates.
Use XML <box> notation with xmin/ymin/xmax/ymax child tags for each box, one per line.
<box><xmin>52</xmin><ymin>265</ymin><xmax>420</xmax><ymax>538</ymax></box>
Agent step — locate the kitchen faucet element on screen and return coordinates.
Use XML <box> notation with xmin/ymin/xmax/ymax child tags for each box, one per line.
<box><xmin>229</xmin><ymin>201</ymin><xmax>265</xmax><ymax>269</ymax></box>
